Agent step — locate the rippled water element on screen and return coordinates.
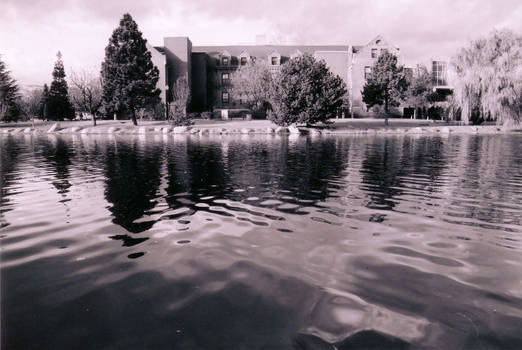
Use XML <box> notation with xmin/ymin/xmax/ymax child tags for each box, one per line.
<box><xmin>1</xmin><ymin>133</ymin><xmax>522</xmax><ymax>349</ymax></box>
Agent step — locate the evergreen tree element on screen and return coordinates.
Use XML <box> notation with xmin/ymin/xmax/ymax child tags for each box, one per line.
<box><xmin>0</xmin><ymin>56</ymin><xmax>22</xmax><ymax>122</ymax></box>
<box><xmin>101</xmin><ymin>13</ymin><xmax>160</xmax><ymax>126</ymax></box>
<box><xmin>39</xmin><ymin>84</ymin><xmax>50</xmax><ymax>119</ymax></box>
<box><xmin>268</xmin><ymin>54</ymin><xmax>346</xmax><ymax>126</ymax></box>
<box><xmin>362</xmin><ymin>51</ymin><xmax>408</xmax><ymax>116</ymax></box>
<box><xmin>47</xmin><ymin>52</ymin><xmax>75</xmax><ymax>120</ymax></box>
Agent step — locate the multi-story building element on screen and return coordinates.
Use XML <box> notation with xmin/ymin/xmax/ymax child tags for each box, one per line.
<box><xmin>147</xmin><ymin>35</ymin><xmax>402</xmax><ymax>117</ymax></box>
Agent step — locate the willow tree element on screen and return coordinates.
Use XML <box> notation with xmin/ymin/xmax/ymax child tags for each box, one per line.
<box><xmin>451</xmin><ymin>30</ymin><xmax>522</xmax><ymax>125</ymax></box>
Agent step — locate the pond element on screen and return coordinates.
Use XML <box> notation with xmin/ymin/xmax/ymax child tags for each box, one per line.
<box><xmin>1</xmin><ymin>133</ymin><xmax>522</xmax><ymax>349</ymax></box>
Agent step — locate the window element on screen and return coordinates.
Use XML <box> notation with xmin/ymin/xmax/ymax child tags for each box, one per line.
<box><xmin>432</xmin><ymin>61</ymin><xmax>447</xmax><ymax>86</ymax></box>
<box><xmin>364</xmin><ymin>66</ymin><xmax>372</xmax><ymax>80</ymax></box>
<box><xmin>380</xmin><ymin>48</ymin><xmax>388</xmax><ymax>56</ymax></box>
<box><xmin>222</xmin><ymin>72</ymin><xmax>230</xmax><ymax>84</ymax></box>
<box><xmin>222</xmin><ymin>57</ymin><xmax>229</xmax><ymax>65</ymax></box>
<box><xmin>271</xmin><ymin>56</ymin><xmax>278</xmax><ymax>65</ymax></box>
<box><xmin>371</xmin><ymin>48</ymin><xmax>378</xmax><ymax>58</ymax></box>
<box><xmin>222</xmin><ymin>91</ymin><xmax>229</xmax><ymax>104</ymax></box>
<box><xmin>240</xmin><ymin>57</ymin><xmax>247</xmax><ymax>65</ymax></box>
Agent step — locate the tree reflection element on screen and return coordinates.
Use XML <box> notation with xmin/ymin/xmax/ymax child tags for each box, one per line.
<box><xmin>103</xmin><ymin>138</ymin><xmax>162</xmax><ymax>233</ymax></box>
<box><xmin>163</xmin><ymin>136</ymin><xmax>352</xmax><ymax>216</ymax></box>
<box><xmin>361</xmin><ymin>136</ymin><xmax>448</xmax><ymax>212</ymax></box>
<box><xmin>165</xmin><ymin>137</ymin><xmax>230</xmax><ymax>212</ymax></box>
<box><xmin>0</xmin><ymin>136</ymin><xmax>22</xmax><ymax>228</ymax></box>
<box><xmin>38</xmin><ymin>136</ymin><xmax>73</xmax><ymax>196</ymax></box>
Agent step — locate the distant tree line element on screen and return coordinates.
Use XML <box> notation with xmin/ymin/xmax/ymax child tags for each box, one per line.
<box><xmin>3</xmin><ymin>17</ymin><xmax>520</xmax><ymax>127</ymax></box>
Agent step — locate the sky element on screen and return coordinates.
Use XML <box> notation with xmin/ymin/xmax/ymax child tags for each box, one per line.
<box><xmin>1</xmin><ymin>0</ymin><xmax>521</xmax><ymax>86</ymax></box>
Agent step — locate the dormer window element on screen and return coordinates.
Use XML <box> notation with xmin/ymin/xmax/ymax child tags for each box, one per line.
<box><xmin>271</xmin><ymin>57</ymin><xmax>278</xmax><ymax>65</ymax></box>
<box><xmin>241</xmin><ymin>57</ymin><xmax>247</xmax><ymax>65</ymax></box>
<box><xmin>291</xmin><ymin>50</ymin><xmax>303</xmax><ymax>59</ymax></box>
<box><xmin>222</xmin><ymin>57</ymin><xmax>229</xmax><ymax>65</ymax></box>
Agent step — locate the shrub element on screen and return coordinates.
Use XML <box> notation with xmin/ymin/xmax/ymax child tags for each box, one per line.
<box><xmin>268</xmin><ymin>54</ymin><xmax>346</xmax><ymax>126</ymax></box>
<box><xmin>200</xmin><ymin>111</ymin><xmax>212</xmax><ymax>119</ymax></box>
<box><xmin>167</xmin><ymin>103</ymin><xmax>194</xmax><ymax>126</ymax></box>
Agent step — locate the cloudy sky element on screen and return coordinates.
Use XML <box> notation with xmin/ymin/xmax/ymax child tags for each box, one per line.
<box><xmin>1</xmin><ymin>0</ymin><xmax>521</xmax><ymax>86</ymax></box>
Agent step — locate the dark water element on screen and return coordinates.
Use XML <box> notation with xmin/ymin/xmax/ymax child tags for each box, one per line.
<box><xmin>1</xmin><ymin>133</ymin><xmax>522</xmax><ymax>350</ymax></box>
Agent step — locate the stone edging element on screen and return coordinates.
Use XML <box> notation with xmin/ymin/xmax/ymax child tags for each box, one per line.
<box><xmin>1</xmin><ymin>123</ymin><xmax>520</xmax><ymax>136</ymax></box>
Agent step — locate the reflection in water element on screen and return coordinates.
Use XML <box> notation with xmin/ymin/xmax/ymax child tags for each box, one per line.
<box><xmin>361</xmin><ymin>137</ymin><xmax>448</xmax><ymax>212</ymax></box>
<box><xmin>104</xmin><ymin>138</ymin><xmax>163</xmax><ymax>233</ymax></box>
<box><xmin>38</xmin><ymin>137</ymin><xmax>74</xmax><ymax>195</ymax></box>
<box><xmin>1</xmin><ymin>133</ymin><xmax>522</xmax><ymax>350</ymax></box>
<box><xmin>0</xmin><ymin>137</ymin><xmax>22</xmax><ymax>228</ymax></box>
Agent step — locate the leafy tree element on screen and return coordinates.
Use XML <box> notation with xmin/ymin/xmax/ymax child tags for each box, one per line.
<box><xmin>168</xmin><ymin>76</ymin><xmax>192</xmax><ymax>126</ymax></box>
<box><xmin>0</xmin><ymin>56</ymin><xmax>22</xmax><ymax>122</ymax></box>
<box><xmin>101</xmin><ymin>13</ymin><xmax>160</xmax><ymax>126</ymax></box>
<box><xmin>403</xmin><ymin>64</ymin><xmax>437</xmax><ymax>119</ymax></box>
<box><xmin>39</xmin><ymin>84</ymin><xmax>49</xmax><ymax>119</ymax></box>
<box><xmin>70</xmin><ymin>69</ymin><xmax>102</xmax><ymax>126</ymax></box>
<box><xmin>21</xmin><ymin>88</ymin><xmax>43</xmax><ymax>121</ymax></box>
<box><xmin>47</xmin><ymin>52</ymin><xmax>75</xmax><ymax>120</ymax></box>
<box><xmin>229</xmin><ymin>60</ymin><xmax>273</xmax><ymax>111</ymax></box>
<box><xmin>452</xmin><ymin>30</ymin><xmax>522</xmax><ymax>125</ymax></box>
<box><xmin>268</xmin><ymin>54</ymin><xmax>346</xmax><ymax>126</ymax></box>
<box><xmin>362</xmin><ymin>51</ymin><xmax>408</xmax><ymax>116</ymax></box>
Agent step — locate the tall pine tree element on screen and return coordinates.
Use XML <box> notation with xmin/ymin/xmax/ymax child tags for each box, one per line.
<box><xmin>101</xmin><ymin>13</ymin><xmax>160</xmax><ymax>125</ymax></box>
<box><xmin>0</xmin><ymin>56</ymin><xmax>22</xmax><ymax>122</ymax></box>
<box><xmin>47</xmin><ymin>52</ymin><xmax>75</xmax><ymax>120</ymax></box>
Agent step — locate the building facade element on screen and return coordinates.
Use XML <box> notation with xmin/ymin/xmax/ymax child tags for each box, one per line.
<box><xmin>147</xmin><ymin>35</ymin><xmax>404</xmax><ymax>117</ymax></box>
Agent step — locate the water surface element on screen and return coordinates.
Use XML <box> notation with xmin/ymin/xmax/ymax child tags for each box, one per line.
<box><xmin>1</xmin><ymin>133</ymin><xmax>522</xmax><ymax>349</ymax></box>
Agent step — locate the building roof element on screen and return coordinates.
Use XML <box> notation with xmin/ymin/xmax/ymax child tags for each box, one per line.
<box><xmin>192</xmin><ymin>45</ymin><xmax>350</xmax><ymax>57</ymax></box>
<box><xmin>153</xmin><ymin>46</ymin><xmax>166</xmax><ymax>54</ymax></box>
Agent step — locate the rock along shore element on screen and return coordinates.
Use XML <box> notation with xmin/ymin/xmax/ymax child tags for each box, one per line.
<box><xmin>1</xmin><ymin>122</ymin><xmax>520</xmax><ymax>136</ymax></box>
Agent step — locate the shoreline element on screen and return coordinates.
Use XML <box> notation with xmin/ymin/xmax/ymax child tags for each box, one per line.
<box><xmin>1</xmin><ymin>119</ymin><xmax>520</xmax><ymax>136</ymax></box>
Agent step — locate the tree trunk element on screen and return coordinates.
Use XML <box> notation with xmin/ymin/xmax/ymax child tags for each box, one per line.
<box><xmin>131</xmin><ymin>109</ymin><xmax>138</xmax><ymax>126</ymax></box>
<box><xmin>91</xmin><ymin>109</ymin><xmax>97</xmax><ymax>126</ymax></box>
<box><xmin>384</xmin><ymin>96</ymin><xmax>389</xmax><ymax>125</ymax></box>
<box><xmin>413</xmin><ymin>107</ymin><xmax>416</xmax><ymax>120</ymax></box>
